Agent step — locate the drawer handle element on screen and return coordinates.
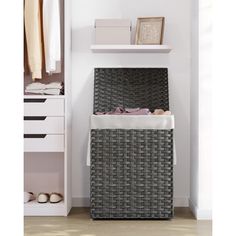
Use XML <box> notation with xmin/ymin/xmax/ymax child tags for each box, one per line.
<box><xmin>24</xmin><ymin>99</ymin><xmax>47</xmax><ymax>103</ymax></box>
<box><xmin>24</xmin><ymin>116</ymin><xmax>47</xmax><ymax>121</ymax></box>
<box><xmin>24</xmin><ymin>134</ymin><xmax>47</xmax><ymax>139</ymax></box>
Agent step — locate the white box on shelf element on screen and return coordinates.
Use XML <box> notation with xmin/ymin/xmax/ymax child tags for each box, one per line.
<box><xmin>95</xmin><ymin>19</ymin><xmax>131</xmax><ymax>45</ymax></box>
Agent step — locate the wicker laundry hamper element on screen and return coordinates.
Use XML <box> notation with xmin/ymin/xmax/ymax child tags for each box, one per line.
<box><xmin>90</xmin><ymin>68</ymin><xmax>174</xmax><ymax>219</ymax></box>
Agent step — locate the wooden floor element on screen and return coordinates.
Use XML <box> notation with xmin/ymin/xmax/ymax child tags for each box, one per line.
<box><xmin>24</xmin><ymin>208</ymin><xmax>212</xmax><ymax>236</ymax></box>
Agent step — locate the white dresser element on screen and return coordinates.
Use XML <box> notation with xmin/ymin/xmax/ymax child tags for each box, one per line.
<box><xmin>24</xmin><ymin>98</ymin><xmax>65</xmax><ymax>153</ymax></box>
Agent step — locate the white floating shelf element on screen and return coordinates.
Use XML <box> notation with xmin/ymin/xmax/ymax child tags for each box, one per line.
<box><xmin>91</xmin><ymin>44</ymin><xmax>172</xmax><ymax>53</ymax></box>
<box><xmin>24</xmin><ymin>200</ymin><xmax>66</xmax><ymax>216</ymax></box>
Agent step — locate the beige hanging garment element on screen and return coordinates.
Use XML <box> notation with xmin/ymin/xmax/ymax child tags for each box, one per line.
<box><xmin>24</xmin><ymin>0</ymin><xmax>43</xmax><ymax>80</ymax></box>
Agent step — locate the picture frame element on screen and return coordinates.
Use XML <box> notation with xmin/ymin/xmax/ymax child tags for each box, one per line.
<box><xmin>135</xmin><ymin>17</ymin><xmax>165</xmax><ymax>45</ymax></box>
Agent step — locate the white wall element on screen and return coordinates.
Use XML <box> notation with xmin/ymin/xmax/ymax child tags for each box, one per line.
<box><xmin>190</xmin><ymin>0</ymin><xmax>212</xmax><ymax>219</ymax></box>
<box><xmin>71</xmin><ymin>0</ymin><xmax>191</xmax><ymax>206</ymax></box>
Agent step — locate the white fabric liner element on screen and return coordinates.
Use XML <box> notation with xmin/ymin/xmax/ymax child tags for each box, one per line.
<box><xmin>91</xmin><ymin>115</ymin><xmax>175</xmax><ymax>129</ymax></box>
<box><xmin>87</xmin><ymin>115</ymin><xmax>177</xmax><ymax>166</ymax></box>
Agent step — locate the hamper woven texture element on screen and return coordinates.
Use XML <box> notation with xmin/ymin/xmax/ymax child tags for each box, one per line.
<box><xmin>91</xmin><ymin>129</ymin><xmax>173</xmax><ymax>219</ymax></box>
<box><xmin>91</xmin><ymin>68</ymin><xmax>173</xmax><ymax>219</ymax></box>
<box><xmin>94</xmin><ymin>68</ymin><xmax>169</xmax><ymax>113</ymax></box>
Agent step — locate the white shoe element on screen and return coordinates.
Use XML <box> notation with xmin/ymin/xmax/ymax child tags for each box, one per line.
<box><xmin>50</xmin><ymin>193</ymin><xmax>63</xmax><ymax>203</ymax></box>
<box><xmin>37</xmin><ymin>193</ymin><xmax>50</xmax><ymax>203</ymax></box>
<box><xmin>24</xmin><ymin>192</ymin><xmax>35</xmax><ymax>203</ymax></box>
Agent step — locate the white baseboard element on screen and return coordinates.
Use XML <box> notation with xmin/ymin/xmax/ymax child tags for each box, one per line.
<box><xmin>189</xmin><ymin>199</ymin><xmax>212</xmax><ymax>220</ymax></box>
<box><xmin>72</xmin><ymin>197</ymin><xmax>189</xmax><ymax>207</ymax></box>
<box><xmin>189</xmin><ymin>199</ymin><xmax>197</xmax><ymax>217</ymax></box>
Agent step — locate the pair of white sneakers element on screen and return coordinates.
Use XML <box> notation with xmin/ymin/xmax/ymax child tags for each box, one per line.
<box><xmin>24</xmin><ymin>192</ymin><xmax>63</xmax><ymax>204</ymax></box>
<box><xmin>38</xmin><ymin>192</ymin><xmax>63</xmax><ymax>203</ymax></box>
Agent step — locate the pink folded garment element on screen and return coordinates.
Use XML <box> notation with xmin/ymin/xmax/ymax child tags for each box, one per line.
<box><xmin>122</xmin><ymin>109</ymin><xmax>150</xmax><ymax>115</ymax></box>
<box><xmin>96</xmin><ymin>107</ymin><xmax>150</xmax><ymax>115</ymax></box>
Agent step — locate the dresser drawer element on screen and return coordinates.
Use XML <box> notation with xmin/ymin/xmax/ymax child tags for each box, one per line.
<box><xmin>24</xmin><ymin>98</ymin><xmax>64</xmax><ymax>116</ymax></box>
<box><xmin>24</xmin><ymin>135</ymin><xmax>64</xmax><ymax>152</ymax></box>
<box><xmin>24</xmin><ymin>117</ymin><xmax>64</xmax><ymax>134</ymax></box>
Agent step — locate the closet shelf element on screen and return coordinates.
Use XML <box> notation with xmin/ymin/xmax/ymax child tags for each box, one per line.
<box><xmin>24</xmin><ymin>200</ymin><xmax>65</xmax><ymax>216</ymax></box>
<box><xmin>91</xmin><ymin>44</ymin><xmax>172</xmax><ymax>53</ymax></box>
<box><xmin>24</xmin><ymin>95</ymin><xmax>65</xmax><ymax>99</ymax></box>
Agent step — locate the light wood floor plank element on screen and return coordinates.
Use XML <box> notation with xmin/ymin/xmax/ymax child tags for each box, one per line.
<box><xmin>24</xmin><ymin>207</ymin><xmax>212</xmax><ymax>236</ymax></box>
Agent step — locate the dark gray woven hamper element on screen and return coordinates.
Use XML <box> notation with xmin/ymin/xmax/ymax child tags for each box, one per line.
<box><xmin>90</xmin><ymin>68</ymin><xmax>174</xmax><ymax>219</ymax></box>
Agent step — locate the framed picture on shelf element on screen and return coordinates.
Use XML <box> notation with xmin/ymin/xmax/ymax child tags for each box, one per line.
<box><xmin>135</xmin><ymin>17</ymin><xmax>165</xmax><ymax>45</ymax></box>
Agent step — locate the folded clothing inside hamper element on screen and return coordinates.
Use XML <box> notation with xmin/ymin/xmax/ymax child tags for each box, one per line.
<box><xmin>96</xmin><ymin>107</ymin><xmax>172</xmax><ymax>115</ymax></box>
<box><xmin>87</xmin><ymin>114</ymin><xmax>176</xmax><ymax>166</ymax></box>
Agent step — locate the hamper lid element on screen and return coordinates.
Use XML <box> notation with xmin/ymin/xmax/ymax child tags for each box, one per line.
<box><xmin>93</xmin><ymin>68</ymin><xmax>169</xmax><ymax>113</ymax></box>
<box><xmin>95</xmin><ymin>19</ymin><xmax>131</xmax><ymax>27</ymax></box>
